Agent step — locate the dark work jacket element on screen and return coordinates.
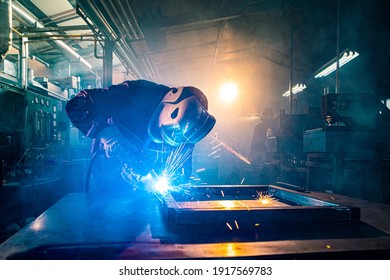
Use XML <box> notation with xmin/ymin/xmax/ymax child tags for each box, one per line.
<box><xmin>65</xmin><ymin>80</ymin><xmax>194</xmax><ymax>187</ymax></box>
<box><xmin>66</xmin><ymin>80</ymin><xmax>168</xmax><ymax>142</ymax></box>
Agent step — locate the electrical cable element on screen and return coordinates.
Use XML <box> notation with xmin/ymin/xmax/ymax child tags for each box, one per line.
<box><xmin>84</xmin><ymin>151</ymin><xmax>100</xmax><ymax>193</ymax></box>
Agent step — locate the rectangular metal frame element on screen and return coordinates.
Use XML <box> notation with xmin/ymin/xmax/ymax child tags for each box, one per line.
<box><xmin>159</xmin><ymin>185</ymin><xmax>361</xmax><ymax>225</ymax></box>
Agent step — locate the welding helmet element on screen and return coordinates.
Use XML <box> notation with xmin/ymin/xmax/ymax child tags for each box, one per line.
<box><xmin>148</xmin><ymin>86</ymin><xmax>216</xmax><ymax>146</ymax></box>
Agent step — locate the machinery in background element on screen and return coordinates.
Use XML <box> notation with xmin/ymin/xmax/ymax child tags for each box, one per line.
<box><xmin>262</xmin><ymin>92</ymin><xmax>390</xmax><ymax>204</ymax></box>
<box><xmin>265</xmin><ymin>107</ymin><xmax>323</xmax><ymax>188</ymax></box>
<box><xmin>0</xmin><ymin>72</ymin><xmax>90</xmax><ymax>235</ymax></box>
<box><xmin>303</xmin><ymin>93</ymin><xmax>390</xmax><ymax>203</ymax></box>
<box><xmin>0</xmin><ymin>85</ymin><xmax>69</xmax><ymax>180</ymax></box>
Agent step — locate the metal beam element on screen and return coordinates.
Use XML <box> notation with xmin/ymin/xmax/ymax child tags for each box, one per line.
<box><xmin>103</xmin><ymin>39</ymin><xmax>113</xmax><ymax>88</ymax></box>
<box><xmin>19</xmin><ymin>25</ymin><xmax>95</xmax><ymax>33</ymax></box>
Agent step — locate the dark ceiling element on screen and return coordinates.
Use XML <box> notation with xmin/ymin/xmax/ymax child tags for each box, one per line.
<box><xmin>10</xmin><ymin>0</ymin><xmax>390</xmax><ymax>115</ymax></box>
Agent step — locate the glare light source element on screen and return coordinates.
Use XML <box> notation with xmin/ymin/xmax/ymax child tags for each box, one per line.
<box><xmin>283</xmin><ymin>83</ymin><xmax>307</xmax><ymax>97</ymax></box>
<box><xmin>219</xmin><ymin>82</ymin><xmax>238</xmax><ymax>103</ymax></box>
<box><xmin>314</xmin><ymin>50</ymin><xmax>359</xmax><ymax>78</ymax></box>
<box><xmin>153</xmin><ymin>175</ymin><xmax>170</xmax><ymax>194</ymax></box>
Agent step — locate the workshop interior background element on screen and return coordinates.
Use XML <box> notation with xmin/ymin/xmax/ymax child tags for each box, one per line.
<box><xmin>1</xmin><ymin>0</ymin><xmax>389</xmax><ymax>243</ymax></box>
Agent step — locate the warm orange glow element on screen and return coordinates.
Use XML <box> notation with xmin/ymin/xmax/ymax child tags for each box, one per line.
<box><xmin>225</xmin><ymin>243</ymin><xmax>238</xmax><ymax>256</ymax></box>
<box><xmin>219</xmin><ymin>201</ymin><xmax>235</xmax><ymax>209</ymax></box>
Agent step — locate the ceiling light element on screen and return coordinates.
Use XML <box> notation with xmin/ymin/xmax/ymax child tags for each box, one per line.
<box><xmin>314</xmin><ymin>50</ymin><xmax>359</xmax><ymax>78</ymax></box>
<box><xmin>283</xmin><ymin>83</ymin><xmax>307</xmax><ymax>97</ymax></box>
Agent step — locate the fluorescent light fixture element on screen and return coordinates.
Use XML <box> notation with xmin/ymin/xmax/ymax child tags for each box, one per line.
<box><xmin>283</xmin><ymin>83</ymin><xmax>307</xmax><ymax>97</ymax></box>
<box><xmin>314</xmin><ymin>50</ymin><xmax>359</xmax><ymax>78</ymax></box>
<box><xmin>12</xmin><ymin>3</ymin><xmax>93</xmax><ymax>70</ymax></box>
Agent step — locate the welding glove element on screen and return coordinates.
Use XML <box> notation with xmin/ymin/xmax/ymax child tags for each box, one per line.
<box><xmin>98</xmin><ymin>125</ymin><xmax>148</xmax><ymax>180</ymax></box>
<box><xmin>97</xmin><ymin>125</ymin><xmax>127</xmax><ymax>159</ymax></box>
<box><xmin>121</xmin><ymin>163</ymin><xmax>143</xmax><ymax>190</ymax></box>
<box><xmin>98</xmin><ymin>125</ymin><xmax>141</xmax><ymax>166</ymax></box>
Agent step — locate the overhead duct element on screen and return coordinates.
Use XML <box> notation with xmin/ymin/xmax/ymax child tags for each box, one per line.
<box><xmin>0</xmin><ymin>0</ymin><xmax>12</xmax><ymax>61</ymax></box>
<box><xmin>12</xmin><ymin>1</ymin><xmax>93</xmax><ymax>71</ymax></box>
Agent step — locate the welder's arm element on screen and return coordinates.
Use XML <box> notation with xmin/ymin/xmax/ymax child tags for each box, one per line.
<box><xmin>95</xmin><ymin>125</ymin><xmax>124</xmax><ymax>158</ymax></box>
<box><xmin>65</xmin><ymin>83</ymin><xmax>130</xmax><ymax>138</ymax></box>
<box><xmin>96</xmin><ymin>124</ymin><xmax>149</xmax><ymax>175</ymax></box>
<box><xmin>97</xmin><ymin>128</ymin><xmax>150</xmax><ymax>189</ymax></box>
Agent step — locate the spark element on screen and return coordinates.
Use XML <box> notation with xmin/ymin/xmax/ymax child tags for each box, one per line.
<box><xmin>221</xmin><ymin>190</ymin><xmax>225</xmax><ymax>197</ymax></box>
<box><xmin>212</xmin><ymin>142</ymin><xmax>223</xmax><ymax>149</ymax></box>
<box><xmin>257</xmin><ymin>192</ymin><xmax>277</xmax><ymax>205</ymax></box>
<box><xmin>153</xmin><ymin>143</ymin><xmax>193</xmax><ymax>191</ymax></box>
<box><xmin>234</xmin><ymin>220</ymin><xmax>239</xmax><ymax>229</ymax></box>
<box><xmin>208</xmin><ymin>135</ymin><xmax>251</xmax><ymax>165</ymax></box>
<box><xmin>240</xmin><ymin>178</ymin><xmax>245</xmax><ymax>185</ymax></box>
<box><xmin>326</xmin><ymin>245</ymin><xmax>331</xmax><ymax>249</ymax></box>
<box><xmin>195</xmin><ymin>168</ymin><xmax>206</xmax><ymax>173</ymax></box>
<box><xmin>255</xmin><ymin>223</ymin><xmax>260</xmax><ymax>227</ymax></box>
<box><xmin>213</xmin><ymin>155</ymin><xmax>221</xmax><ymax>159</ymax></box>
<box><xmin>164</xmin><ymin>143</ymin><xmax>193</xmax><ymax>178</ymax></box>
<box><xmin>208</xmin><ymin>148</ymin><xmax>221</xmax><ymax>157</ymax></box>
<box><xmin>226</xmin><ymin>222</ymin><xmax>233</xmax><ymax>230</ymax></box>
<box><xmin>238</xmin><ymin>201</ymin><xmax>250</xmax><ymax>211</ymax></box>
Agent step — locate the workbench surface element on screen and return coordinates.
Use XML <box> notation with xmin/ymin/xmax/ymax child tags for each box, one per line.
<box><xmin>1</xmin><ymin>189</ymin><xmax>390</xmax><ymax>260</ymax></box>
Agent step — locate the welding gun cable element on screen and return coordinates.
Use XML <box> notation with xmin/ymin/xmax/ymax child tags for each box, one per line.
<box><xmin>10</xmin><ymin>163</ymin><xmax>35</xmax><ymax>187</ymax></box>
<box><xmin>16</xmin><ymin>144</ymin><xmax>51</xmax><ymax>165</ymax></box>
<box><xmin>84</xmin><ymin>151</ymin><xmax>100</xmax><ymax>193</ymax></box>
<box><xmin>1</xmin><ymin>148</ymin><xmax>35</xmax><ymax>187</ymax></box>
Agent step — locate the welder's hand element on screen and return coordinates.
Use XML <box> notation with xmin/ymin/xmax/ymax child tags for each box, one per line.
<box><xmin>101</xmin><ymin>136</ymin><xmax>132</xmax><ymax>160</ymax></box>
<box><xmin>101</xmin><ymin>137</ymin><xmax>118</xmax><ymax>158</ymax></box>
<box><xmin>98</xmin><ymin>125</ymin><xmax>126</xmax><ymax>159</ymax></box>
<box><xmin>121</xmin><ymin>163</ymin><xmax>143</xmax><ymax>190</ymax></box>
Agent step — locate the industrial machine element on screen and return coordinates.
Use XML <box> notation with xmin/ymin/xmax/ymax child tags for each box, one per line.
<box><xmin>0</xmin><ymin>64</ymin><xmax>88</xmax><ymax>237</ymax></box>
<box><xmin>303</xmin><ymin>93</ymin><xmax>390</xmax><ymax>203</ymax></box>
<box><xmin>265</xmin><ymin>108</ymin><xmax>323</xmax><ymax>188</ymax></box>
<box><xmin>0</xmin><ymin>86</ymin><xmax>69</xmax><ymax>180</ymax></box>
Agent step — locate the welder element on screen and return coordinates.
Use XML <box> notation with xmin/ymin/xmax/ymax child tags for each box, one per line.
<box><xmin>65</xmin><ymin>79</ymin><xmax>216</xmax><ymax>193</ymax></box>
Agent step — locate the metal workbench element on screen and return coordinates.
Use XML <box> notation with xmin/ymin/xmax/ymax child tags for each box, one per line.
<box><xmin>0</xmin><ymin>187</ymin><xmax>390</xmax><ymax>260</ymax></box>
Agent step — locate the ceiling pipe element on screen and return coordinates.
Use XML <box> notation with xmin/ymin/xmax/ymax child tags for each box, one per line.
<box><xmin>99</xmin><ymin>0</ymin><xmax>152</xmax><ymax>78</ymax></box>
<box><xmin>104</xmin><ymin>0</ymin><xmax>137</xmax><ymax>41</ymax></box>
<box><xmin>12</xmin><ymin>1</ymin><xmax>93</xmax><ymax>71</ymax></box>
<box><xmin>121</xmin><ymin>0</ymin><xmax>144</xmax><ymax>40</ymax></box>
<box><xmin>0</xmin><ymin>0</ymin><xmax>12</xmax><ymax>61</ymax></box>
<box><xmin>77</xmin><ymin>0</ymin><xmax>148</xmax><ymax>79</ymax></box>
